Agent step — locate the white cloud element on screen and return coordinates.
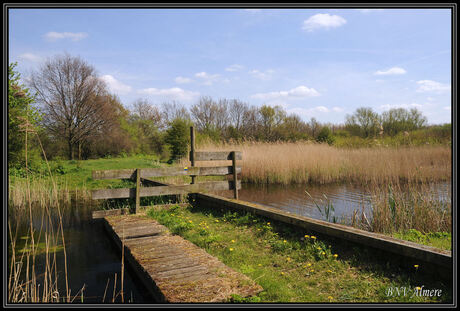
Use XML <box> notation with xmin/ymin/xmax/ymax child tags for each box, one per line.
<box><xmin>175</xmin><ymin>76</ymin><xmax>193</xmax><ymax>84</ymax></box>
<box><xmin>18</xmin><ymin>53</ymin><xmax>43</xmax><ymax>62</ymax></box>
<box><xmin>251</xmin><ymin>85</ymin><xmax>320</xmax><ymax>101</ymax></box>
<box><xmin>332</xmin><ymin>107</ymin><xmax>344</xmax><ymax>112</ymax></box>
<box><xmin>100</xmin><ymin>75</ymin><xmax>132</xmax><ymax>94</ymax></box>
<box><xmin>249</xmin><ymin>69</ymin><xmax>274</xmax><ymax>80</ymax></box>
<box><xmin>302</xmin><ymin>14</ymin><xmax>347</xmax><ymax>32</ymax></box>
<box><xmin>416</xmin><ymin>80</ymin><xmax>451</xmax><ymax>93</ymax></box>
<box><xmin>138</xmin><ymin>87</ymin><xmax>200</xmax><ymax>102</ymax></box>
<box><xmin>225</xmin><ymin>64</ymin><xmax>244</xmax><ymax>72</ymax></box>
<box><xmin>374</xmin><ymin>67</ymin><xmax>407</xmax><ymax>76</ymax></box>
<box><xmin>194</xmin><ymin>72</ymin><xmax>221</xmax><ymax>85</ymax></box>
<box><xmin>44</xmin><ymin>31</ymin><xmax>88</xmax><ymax>42</ymax></box>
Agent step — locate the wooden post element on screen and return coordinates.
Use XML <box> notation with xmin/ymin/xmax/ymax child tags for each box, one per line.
<box><xmin>136</xmin><ymin>168</ymin><xmax>141</xmax><ymax>213</ymax></box>
<box><xmin>190</xmin><ymin>126</ymin><xmax>196</xmax><ymax>184</ymax></box>
<box><xmin>231</xmin><ymin>151</ymin><xmax>238</xmax><ymax>200</ymax></box>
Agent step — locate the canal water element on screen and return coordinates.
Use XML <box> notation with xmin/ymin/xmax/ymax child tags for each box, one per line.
<box><xmin>217</xmin><ymin>182</ymin><xmax>451</xmax><ymax>225</ymax></box>
<box><xmin>8</xmin><ymin>200</ymin><xmax>152</xmax><ymax>303</ymax></box>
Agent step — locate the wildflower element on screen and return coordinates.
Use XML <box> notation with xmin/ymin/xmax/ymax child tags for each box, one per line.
<box><xmin>231</xmin><ymin>240</ymin><xmax>235</xmax><ymax>243</ymax></box>
<box><xmin>414</xmin><ymin>264</ymin><xmax>419</xmax><ymax>270</ymax></box>
<box><xmin>310</xmin><ymin>269</ymin><xmax>314</xmax><ymax>273</ymax></box>
<box><xmin>416</xmin><ymin>286</ymin><xmax>422</xmax><ymax>291</ymax></box>
<box><xmin>281</xmin><ymin>272</ymin><xmax>285</xmax><ymax>275</ymax></box>
<box><xmin>333</xmin><ymin>254</ymin><xmax>338</xmax><ymax>258</ymax></box>
<box><xmin>215</xmin><ymin>219</ymin><xmax>219</xmax><ymax>222</ymax></box>
<box><xmin>258</xmin><ymin>264</ymin><xmax>262</xmax><ymax>267</ymax></box>
<box><xmin>321</xmin><ymin>252</ymin><xmax>326</xmax><ymax>256</ymax></box>
<box><xmin>304</xmin><ymin>234</ymin><xmax>310</xmax><ymax>238</ymax></box>
<box><xmin>267</xmin><ymin>222</ymin><xmax>271</xmax><ymax>225</ymax></box>
<box><xmin>229</xmin><ymin>248</ymin><xmax>234</xmax><ymax>252</ymax></box>
<box><xmin>327</xmin><ymin>270</ymin><xmax>332</xmax><ymax>273</ymax></box>
<box><xmin>283</xmin><ymin>240</ymin><xmax>287</xmax><ymax>243</ymax></box>
<box><xmin>307</xmin><ymin>263</ymin><xmax>312</xmax><ymax>267</ymax></box>
<box><xmin>328</xmin><ymin>296</ymin><xmax>333</xmax><ymax>302</ymax></box>
<box><xmin>317</xmin><ymin>247</ymin><xmax>322</xmax><ymax>250</ymax></box>
<box><xmin>311</xmin><ymin>236</ymin><xmax>316</xmax><ymax>240</ymax></box>
<box><xmin>189</xmin><ymin>220</ymin><xmax>193</xmax><ymax>223</ymax></box>
<box><xmin>287</xmin><ymin>257</ymin><xmax>291</xmax><ymax>262</ymax></box>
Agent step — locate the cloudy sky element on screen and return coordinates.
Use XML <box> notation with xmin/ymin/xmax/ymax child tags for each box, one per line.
<box><xmin>9</xmin><ymin>8</ymin><xmax>452</xmax><ymax>124</ymax></box>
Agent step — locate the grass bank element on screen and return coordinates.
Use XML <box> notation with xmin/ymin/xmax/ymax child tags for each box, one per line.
<box><xmin>146</xmin><ymin>204</ymin><xmax>451</xmax><ymax>303</ymax></box>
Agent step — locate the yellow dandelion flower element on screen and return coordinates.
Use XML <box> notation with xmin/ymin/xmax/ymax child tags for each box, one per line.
<box><xmin>328</xmin><ymin>296</ymin><xmax>333</xmax><ymax>301</ymax></box>
<box><xmin>304</xmin><ymin>235</ymin><xmax>310</xmax><ymax>238</ymax></box>
<box><xmin>310</xmin><ymin>269</ymin><xmax>314</xmax><ymax>272</ymax></box>
<box><xmin>321</xmin><ymin>252</ymin><xmax>326</xmax><ymax>255</ymax></box>
<box><xmin>283</xmin><ymin>240</ymin><xmax>287</xmax><ymax>243</ymax></box>
<box><xmin>317</xmin><ymin>247</ymin><xmax>322</xmax><ymax>250</ymax></box>
<box><xmin>333</xmin><ymin>254</ymin><xmax>338</xmax><ymax>258</ymax></box>
<box><xmin>231</xmin><ymin>240</ymin><xmax>235</xmax><ymax>243</ymax></box>
<box><xmin>311</xmin><ymin>236</ymin><xmax>316</xmax><ymax>240</ymax></box>
<box><xmin>258</xmin><ymin>264</ymin><xmax>262</xmax><ymax>267</ymax></box>
<box><xmin>287</xmin><ymin>257</ymin><xmax>291</xmax><ymax>261</ymax></box>
<box><xmin>229</xmin><ymin>248</ymin><xmax>234</xmax><ymax>251</ymax></box>
<box><xmin>327</xmin><ymin>270</ymin><xmax>332</xmax><ymax>273</ymax></box>
<box><xmin>281</xmin><ymin>272</ymin><xmax>285</xmax><ymax>275</ymax></box>
<box><xmin>215</xmin><ymin>219</ymin><xmax>219</xmax><ymax>222</ymax></box>
<box><xmin>416</xmin><ymin>286</ymin><xmax>422</xmax><ymax>290</ymax></box>
<box><xmin>307</xmin><ymin>263</ymin><xmax>312</xmax><ymax>267</ymax></box>
<box><xmin>189</xmin><ymin>220</ymin><xmax>193</xmax><ymax>223</ymax></box>
<box><xmin>267</xmin><ymin>222</ymin><xmax>271</xmax><ymax>225</ymax></box>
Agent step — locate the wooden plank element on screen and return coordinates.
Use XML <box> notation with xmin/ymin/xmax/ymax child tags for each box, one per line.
<box><xmin>103</xmin><ymin>214</ymin><xmax>263</xmax><ymax>302</ymax></box>
<box><xmin>92</xmin><ymin>180</ymin><xmax>242</xmax><ymax>200</ymax></box>
<box><xmin>192</xmin><ymin>151</ymin><xmax>242</xmax><ymax>161</ymax></box>
<box><xmin>91</xmin><ymin>208</ymin><xmax>129</xmax><ymax>219</ymax></box>
<box><xmin>190</xmin><ymin>126</ymin><xmax>196</xmax><ymax>184</ymax></box>
<box><xmin>92</xmin><ymin>166</ymin><xmax>241</xmax><ymax>180</ymax></box>
<box><xmin>232</xmin><ymin>151</ymin><xmax>238</xmax><ymax>200</ymax></box>
<box><xmin>136</xmin><ymin>168</ymin><xmax>141</xmax><ymax>213</ymax></box>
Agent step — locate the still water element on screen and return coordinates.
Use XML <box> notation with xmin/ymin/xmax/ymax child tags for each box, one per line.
<box><xmin>9</xmin><ymin>201</ymin><xmax>152</xmax><ymax>303</ymax></box>
<box><xmin>216</xmin><ymin>182</ymin><xmax>451</xmax><ymax>225</ymax></box>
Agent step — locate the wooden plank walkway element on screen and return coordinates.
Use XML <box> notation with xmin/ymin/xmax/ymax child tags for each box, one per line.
<box><xmin>103</xmin><ymin>214</ymin><xmax>263</xmax><ymax>302</ymax></box>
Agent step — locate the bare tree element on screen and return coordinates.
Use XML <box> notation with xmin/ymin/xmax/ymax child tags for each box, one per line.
<box><xmin>30</xmin><ymin>53</ymin><xmax>111</xmax><ymax>159</ymax></box>
<box><xmin>132</xmin><ymin>98</ymin><xmax>162</xmax><ymax>125</ymax></box>
<box><xmin>228</xmin><ymin>99</ymin><xmax>249</xmax><ymax>131</ymax></box>
<box><xmin>160</xmin><ymin>101</ymin><xmax>191</xmax><ymax>128</ymax></box>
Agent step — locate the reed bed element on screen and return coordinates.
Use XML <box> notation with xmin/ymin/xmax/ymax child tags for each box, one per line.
<box><xmin>369</xmin><ymin>183</ymin><xmax>451</xmax><ymax>234</ymax></box>
<box><xmin>183</xmin><ymin>141</ymin><xmax>451</xmax><ymax>186</ymax></box>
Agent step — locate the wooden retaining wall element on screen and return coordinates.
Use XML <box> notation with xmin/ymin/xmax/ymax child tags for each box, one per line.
<box><xmin>193</xmin><ymin>193</ymin><xmax>452</xmax><ymax>269</ymax></box>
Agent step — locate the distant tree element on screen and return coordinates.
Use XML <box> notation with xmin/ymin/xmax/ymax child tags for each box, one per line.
<box><xmin>316</xmin><ymin>126</ymin><xmax>334</xmax><ymax>145</ymax></box>
<box><xmin>30</xmin><ymin>53</ymin><xmax>113</xmax><ymax>160</ymax></box>
<box><xmin>308</xmin><ymin>117</ymin><xmax>320</xmax><ymax>138</ymax></box>
<box><xmin>381</xmin><ymin>108</ymin><xmax>427</xmax><ymax>136</ymax></box>
<box><xmin>345</xmin><ymin>107</ymin><xmax>380</xmax><ymax>138</ymax></box>
<box><xmin>165</xmin><ymin>118</ymin><xmax>192</xmax><ymax>161</ymax></box>
<box><xmin>161</xmin><ymin>101</ymin><xmax>191</xmax><ymax>128</ymax></box>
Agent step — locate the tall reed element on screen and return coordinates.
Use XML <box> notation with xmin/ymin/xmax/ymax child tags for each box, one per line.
<box><xmin>183</xmin><ymin>141</ymin><xmax>451</xmax><ymax>186</ymax></box>
<box><xmin>369</xmin><ymin>182</ymin><xmax>451</xmax><ymax>234</ymax></box>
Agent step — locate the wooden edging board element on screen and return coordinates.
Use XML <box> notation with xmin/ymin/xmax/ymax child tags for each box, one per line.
<box><xmin>193</xmin><ymin>192</ymin><xmax>452</xmax><ymax>269</ymax></box>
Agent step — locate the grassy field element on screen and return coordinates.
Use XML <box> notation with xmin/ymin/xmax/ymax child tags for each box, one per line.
<box><xmin>146</xmin><ymin>203</ymin><xmax>451</xmax><ymax>303</ymax></box>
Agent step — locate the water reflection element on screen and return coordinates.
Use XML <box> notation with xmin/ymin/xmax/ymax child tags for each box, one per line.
<box><xmin>8</xmin><ymin>199</ymin><xmax>152</xmax><ymax>303</ymax></box>
<box><xmin>215</xmin><ymin>182</ymin><xmax>451</xmax><ymax>225</ymax></box>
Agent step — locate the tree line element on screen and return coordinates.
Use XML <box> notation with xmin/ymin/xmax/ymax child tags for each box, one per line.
<box><xmin>8</xmin><ymin>53</ymin><xmax>450</xmax><ymax>168</ymax></box>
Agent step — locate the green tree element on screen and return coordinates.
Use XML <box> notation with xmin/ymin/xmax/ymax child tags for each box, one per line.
<box><xmin>345</xmin><ymin>107</ymin><xmax>380</xmax><ymax>138</ymax></box>
<box><xmin>165</xmin><ymin>118</ymin><xmax>192</xmax><ymax>161</ymax></box>
<box><xmin>316</xmin><ymin>126</ymin><xmax>334</xmax><ymax>145</ymax></box>
<box><xmin>8</xmin><ymin>63</ymin><xmax>41</xmax><ymax>167</ymax></box>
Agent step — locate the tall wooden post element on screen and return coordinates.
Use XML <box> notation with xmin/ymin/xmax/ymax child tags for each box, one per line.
<box><xmin>190</xmin><ymin>126</ymin><xmax>196</xmax><ymax>184</ymax></box>
<box><xmin>136</xmin><ymin>168</ymin><xmax>141</xmax><ymax>213</ymax></box>
<box><xmin>231</xmin><ymin>151</ymin><xmax>238</xmax><ymax>200</ymax></box>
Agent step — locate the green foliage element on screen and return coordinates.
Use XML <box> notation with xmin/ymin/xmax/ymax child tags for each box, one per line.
<box><xmin>8</xmin><ymin>62</ymin><xmax>42</xmax><ymax>168</ymax></box>
<box><xmin>315</xmin><ymin>126</ymin><xmax>335</xmax><ymax>145</ymax></box>
<box><xmin>165</xmin><ymin>118</ymin><xmax>192</xmax><ymax>161</ymax></box>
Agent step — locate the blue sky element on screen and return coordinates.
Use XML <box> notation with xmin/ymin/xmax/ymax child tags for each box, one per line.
<box><xmin>9</xmin><ymin>8</ymin><xmax>452</xmax><ymax>124</ymax></box>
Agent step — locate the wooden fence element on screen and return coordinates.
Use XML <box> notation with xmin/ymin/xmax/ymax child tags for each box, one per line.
<box><xmin>91</xmin><ymin>126</ymin><xmax>241</xmax><ymax>212</ymax></box>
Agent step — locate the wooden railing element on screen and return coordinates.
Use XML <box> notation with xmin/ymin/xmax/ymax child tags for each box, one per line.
<box><xmin>91</xmin><ymin>127</ymin><xmax>242</xmax><ymax>213</ymax></box>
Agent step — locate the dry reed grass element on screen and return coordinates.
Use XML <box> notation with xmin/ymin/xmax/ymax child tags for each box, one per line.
<box><xmin>182</xmin><ymin>141</ymin><xmax>451</xmax><ymax>186</ymax></box>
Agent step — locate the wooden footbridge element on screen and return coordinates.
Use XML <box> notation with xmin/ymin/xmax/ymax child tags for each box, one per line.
<box><xmin>91</xmin><ymin>127</ymin><xmax>452</xmax><ymax>302</ymax></box>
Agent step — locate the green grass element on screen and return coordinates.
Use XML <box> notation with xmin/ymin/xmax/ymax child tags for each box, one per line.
<box><xmin>146</xmin><ymin>204</ymin><xmax>451</xmax><ymax>303</ymax></box>
<box><xmin>392</xmin><ymin>229</ymin><xmax>451</xmax><ymax>251</ymax></box>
